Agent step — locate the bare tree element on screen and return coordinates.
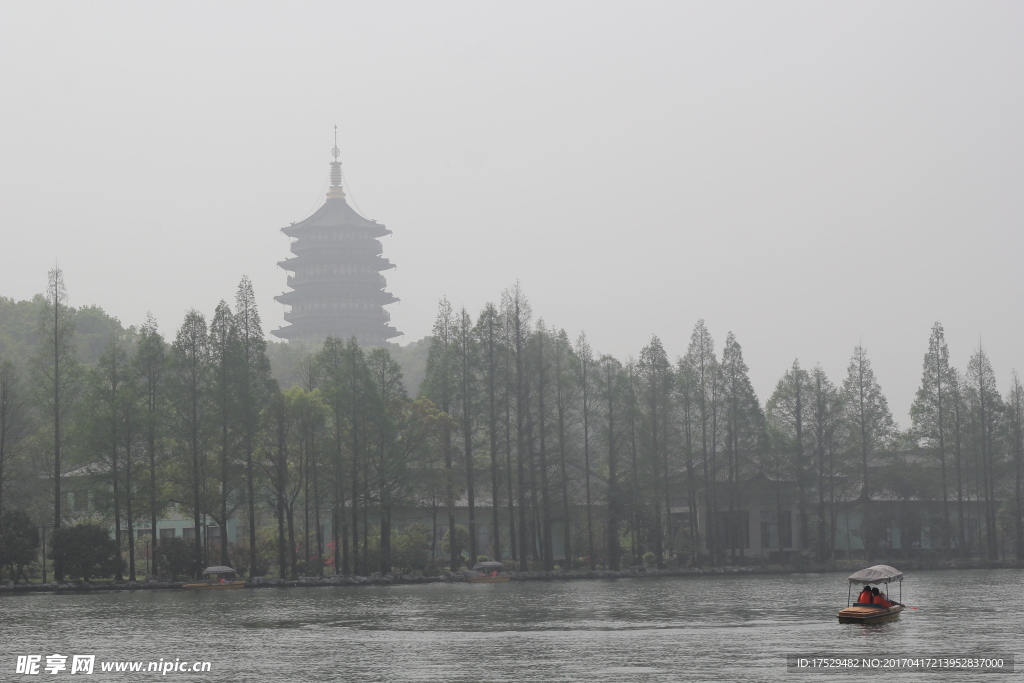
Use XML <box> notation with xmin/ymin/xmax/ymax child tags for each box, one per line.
<box><xmin>33</xmin><ymin>267</ymin><xmax>78</xmax><ymax>581</ymax></box>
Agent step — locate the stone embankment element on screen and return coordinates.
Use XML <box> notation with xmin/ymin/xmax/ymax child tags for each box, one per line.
<box><xmin>2</xmin><ymin>559</ymin><xmax>1020</xmax><ymax>594</ymax></box>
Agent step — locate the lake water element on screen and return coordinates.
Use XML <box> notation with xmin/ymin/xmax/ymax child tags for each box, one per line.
<box><xmin>2</xmin><ymin>570</ymin><xmax>1020</xmax><ymax>681</ymax></box>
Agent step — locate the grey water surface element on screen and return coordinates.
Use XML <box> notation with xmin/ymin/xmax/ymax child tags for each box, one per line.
<box><xmin>2</xmin><ymin>570</ymin><xmax>1020</xmax><ymax>681</ymax></box>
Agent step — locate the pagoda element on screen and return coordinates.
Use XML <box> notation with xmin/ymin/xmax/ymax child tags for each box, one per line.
<box><xmin>272</xmin><ymin>132</ymin><xmax>400</xmax><ymax>345</ymax></box>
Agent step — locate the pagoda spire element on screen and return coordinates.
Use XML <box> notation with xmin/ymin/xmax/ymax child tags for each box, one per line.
<box><xmin>327</xmin><ymin>124</ymin><xmax>346</xmax><ymax>200</ymax></box>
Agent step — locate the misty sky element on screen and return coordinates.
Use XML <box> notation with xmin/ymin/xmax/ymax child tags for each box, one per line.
<box><xmin>1</xmin><ymin>1</ymin><xmax>1021</xmax><ymax>425</ymax></box>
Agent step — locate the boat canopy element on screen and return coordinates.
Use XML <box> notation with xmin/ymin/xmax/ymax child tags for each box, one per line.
<box><xmin>202</xmin><ymin>566</ymin><xmax>237</xmax><ymax>575</ymax></box>
<box><xmin>473</xmin><ymin>561</ymin><xmax>504</xmax><ymax>571</ymax></box>
<box><xmin>847</xmin><ymin>565</ymin><xmax>903</xmax><ymax>585</ymax></box>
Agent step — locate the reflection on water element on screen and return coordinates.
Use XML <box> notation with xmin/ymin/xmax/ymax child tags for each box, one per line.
<box><xmin>2</xmin><ymin>570</ymin><xmax>1020</xmax><ymax>681</ymax></box>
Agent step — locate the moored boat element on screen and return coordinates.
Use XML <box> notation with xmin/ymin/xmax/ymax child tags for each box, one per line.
<box><xmin>465</xmin><ymin>561</ymin><xmax>510</xmax><ymax>583</ymax></box>
<box><xmin>837</xmin><ymin>565</ymin><xmax>905</xmax><ymax>624</ymax></box>
<box><xmin>183</xmin><ymin>566</ymin><xmax>247</xmax><ymax>590</ymax></box>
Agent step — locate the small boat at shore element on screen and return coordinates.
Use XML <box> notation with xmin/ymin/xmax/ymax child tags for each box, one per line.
<box><xmin>183</xmin><ymin>566</ymin><xmax>247</xmax><ymax>590</ymax></box>
<box><xmin>837</xmin><ymin>565</ymin><xmax>905</xmax><ymax>624</ymax></box>
<box><xmin>465</xmin><ymin>561</ymin><xmax>510</xmax><ymax>583</ymax></box>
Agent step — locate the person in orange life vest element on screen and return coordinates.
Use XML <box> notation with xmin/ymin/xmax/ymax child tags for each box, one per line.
<box><xmin>857</xmin><ymin>586</ymin><xmax>873</xmax><ymax>604</ymax></box>
<box><xmin>871</xmin><ymin>587</ymin><xmax>891</xmax><ymax>608</ymax></box>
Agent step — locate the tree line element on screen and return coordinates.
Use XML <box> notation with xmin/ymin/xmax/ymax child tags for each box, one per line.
<box><xmin>1</xmin><ymin>271</ymin><xmax>1022</xmax><ymax>582</ymax></box>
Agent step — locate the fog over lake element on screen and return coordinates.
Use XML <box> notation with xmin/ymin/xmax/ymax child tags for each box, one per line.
<box><xmin>1</xmin><ymin>1</ymin><xmax>1021</xmax><ymax>421</ymax></box>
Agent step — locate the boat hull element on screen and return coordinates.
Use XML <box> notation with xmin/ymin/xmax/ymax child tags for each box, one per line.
<box><xmin>466</xmin><ymin>576</ymin><xmax>510</xmax><ymax>583</ymax></box>
<box><xmin>182</xmin><ymin>581</ymin><xmax>247</xmax><ymax>590</ymax></box>
<box><xmin>837</xmin><ymin>605</ymin><xmax>903</xmax><ymax>624</ymax></box>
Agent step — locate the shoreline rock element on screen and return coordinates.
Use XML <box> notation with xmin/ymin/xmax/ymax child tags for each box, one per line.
<box><xmin>1</xmin><ymin>559</ymin><xmax>1020</xmax><ymax>594</ymax></box>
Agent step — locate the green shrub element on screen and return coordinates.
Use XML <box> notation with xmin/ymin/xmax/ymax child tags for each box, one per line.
<box><xmin>441</xmin><ymin>525</ymin><xmax>470</xmax><ymax>557</ymax></box>
<box><xmin>0</xmin><ymin>509</ymin><xmax>40</xmax><ymax>581</ymax></box>
<box><xmin>52</xmin><ymin>524</ymin><xmax>122</xmax><ymax>581</ymax></box>
<box><xmin>392</xmin><ymin>524</ymin><xmax>431</xmax><ymax>573</ymax></box>
<box><xmin>155</xmin><ymin>537</ymin><xmax>196</xmax><ymax>580</ymax></box>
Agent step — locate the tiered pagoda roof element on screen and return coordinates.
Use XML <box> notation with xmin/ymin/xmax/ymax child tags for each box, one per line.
<box><xmin>272</xmin><ymin>137</ymin><xmax>400</xmax><ymax>345</ymax></box>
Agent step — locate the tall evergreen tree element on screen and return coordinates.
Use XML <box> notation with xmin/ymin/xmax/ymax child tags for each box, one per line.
<box><xmin>598</xmin><ymin>354</ymin><xmax>624</xmax><ymax>570</ymax></box>
<box><xmin>576</xmin><ymin>332</ymin><xmax>596</xmax><ymax>570</ymax></box>
<box><xmin>1006</xmin><ymin>371</ymin><xmax>1024</xmax><ymax>561</ymax></box>
<box><xmin>966</xmin><ymin>345</ymin><xmax>1003</xmax><ymax>560</ymax></box>
<box><xmin>500</xmin><ymin>300</ymin><xmax>518</xmax><ymax>561</ymax></box>
<box><xmin>235</xmin><ymin>276</ymin><xmax>271</xmax><ymax>577</ymax></box>
<box><xmin>0</xmin><ymin>358</ymin><xmax>29</xmax><ymax>532</ymax></box>
<box><xmin>674</xmin><ymin>359</ymin><xmax>701</xmax><ymax>558</ymax></box>
<box><xmin>502</xmin><ymin>284</ymin><xmax>531</xmax><ymax>567</ymax></box>
<box><xmin>316</xmin><ymin>337</ymin><xmax>349</xmax><ymax>574</ymax></box>
<box><xmin>134</xmin><ymin>314</ymin><xmax>166</xmax><ymax>574</ymax></box>
<box><xmin>424</xmin><ymin>297</ymin><xmax>460</xmax><ymax>571</ymax></box>
<box><xmin>552</xmin><ymin>330</ymin><xmax>576</xmax><ymax>570</ymax></box>
<box><xmin>88</xmin><ymin>339</ymin><xmax>130</xmax><ymax>580</ymax></box>
<box><xmin>533</xmin><ymin>321</ymin><xmax>554</xmax><ymax>570</ymax></box>
<box><xmin>169</xmin><ymin>310</ymin><xmax>210</xmax><ymax>577</ymax></box>
<box><xmin>766</xmin><ymin>359</ymin><xmax>812</xmax><ymax>552</ymax></box>
<box><xmin>948</xmin><ymin>368</ymin><xmax>968</xmax><ymax>555</ymax></box>
<box><xmin>809</xmin><ymin>364</ymin><xmax>843</xmax><ymax>561</ymax></box>
<box><xmin>208</xmin><ymin>301</ymin><xmax>240</xmax><ymax>566</ymax></box>
<box><xmin>264</xmin><ymin>384</ymin><xmax>292</xmax><ymax>578</ymax></box>
<box><xmin>639</xmin><ymin>335</ymin><xmax>672</xmax><ymax>566</ymax></box>
<box><xmin>841</xmin><ymin>344</ymin><xmax>895</xmax><ymax>559</ymax></box>
<box><xmin>719</xmin><ymin>333</ymin><xmax>761</xmax><ymax>560</ymax></box>
<box><xmin>346</xmin><ymin>339</ymin><xmax>372</xmax><ymax>576</ymax></box>
<box><xmin>455</xmin><ymin>307</ymin><xmax>480</xmax><ymax>564</ymax></box>
<box><xmin>910</xmin><ymin>322</ymin><xmax>954</xmax><ymax>551</ymax></box>
<box><xmin>476</xmin><ymin>303</ymin><xmax>504</xmax><ymax>561</ymax></box>
<box><xmin>366</xmin><ymin>348</ymin><xmax>402</xmax><ymax>574</ymax></box>
<box><xmin>683</xmin><ymin>321</ymin><xmax>720</xmax><ymax>560</ymax></box>
<box><xmin>291</xmin><ymin>386</ymin><xmax>328</xmax><ymax>574</ymax></box>
<box><xmin>33</xmin><ymin>267</ymin><xmax>78</xmax><ymax>581</ymax></box>
<box><xmin>119</xmin><ymin>362</ymin><xmax>142</xmax><ymax>581</ymax></box>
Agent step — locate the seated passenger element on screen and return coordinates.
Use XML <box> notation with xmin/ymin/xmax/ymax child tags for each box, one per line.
<box><xmin>871</xmin><ymin>587</ymin><xmax>891</xmax><ymax>608</ymax></box>
<box><xmin>857</xmin><ymin>586</ymin><xmax>873</xmax><ymax>604</ymax></box>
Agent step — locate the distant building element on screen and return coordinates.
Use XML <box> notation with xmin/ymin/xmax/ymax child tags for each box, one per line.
<box><xmin>272</xmin><ymin>132</ymin><xmax>400</xmax><ymax>345</ymax></box>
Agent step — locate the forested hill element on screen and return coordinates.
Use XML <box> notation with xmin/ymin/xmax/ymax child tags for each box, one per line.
<box><xmin>0</xmin><ymin>295</ymin><xmax>129</xmax><ymax>370</ymax></box>
<box><xmin>0</xmin><ymin>294</ymin><xmax>431</xmax><ymax>398</ymax></box>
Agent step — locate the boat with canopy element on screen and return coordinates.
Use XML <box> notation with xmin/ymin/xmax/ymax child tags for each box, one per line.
<box><xmin>837</xmin><ymin>565</ymin><xmax>905</xmax><ymax>624</ymax></box>
<box><xmin>182</xmin><ymin>566</ymin><xmax>247</xmax><ymax>590</ymax></box>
